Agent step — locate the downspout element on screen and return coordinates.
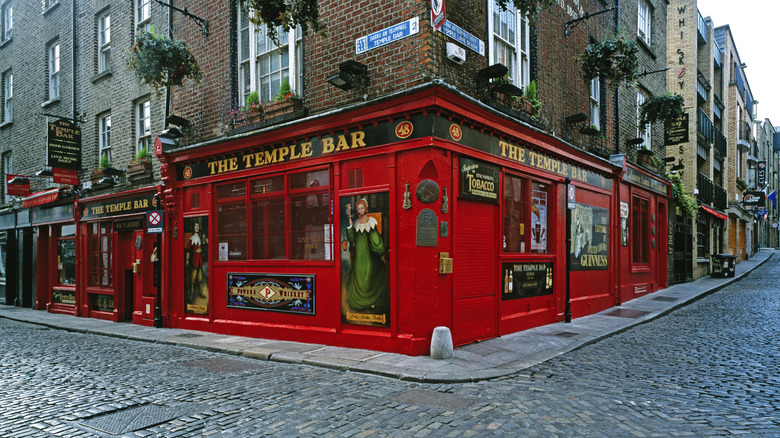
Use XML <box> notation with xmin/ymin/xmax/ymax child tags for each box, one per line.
<box><xmin>72</xmin><ymin>0</ymin><xmax>77</xmax><ymax>120</ymax></box>
<box><xmin>613</xmin><ymin>0</ymin><xmax>620</xmax><ymax>154</ymax></box>
<box><xmin>165</xmin><ymin>1</ymin><xmax>173</xmax><ymax>126</ymax></box>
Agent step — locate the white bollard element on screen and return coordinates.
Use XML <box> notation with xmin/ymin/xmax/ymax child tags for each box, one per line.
<box><xmin>430</xmin><ymin>326</ymin><xmax>454</xmax><ymax>360</ymax></box>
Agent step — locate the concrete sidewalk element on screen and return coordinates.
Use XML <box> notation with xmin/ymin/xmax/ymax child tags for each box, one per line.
<box><xmin>1</xmin><ymin>250</ymin><xmax>773</xmax><ymax>383</ymax></box>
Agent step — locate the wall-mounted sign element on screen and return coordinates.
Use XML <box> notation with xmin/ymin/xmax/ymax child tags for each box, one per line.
<box><xmin>416</xmin><ymin>209</ymin><xmax>438</xmax><ymax>246</ymax></box>
<box><xmin>431</xmin><ymin>0</ymin><xmax>446</xmax><ymax>31</ymax></box>
<box><xmin>227</xmin><ymin>273</ymin><xmax>315</xmax><ymax>315</ymax></box>
<box><xmin>757</xmin><ymin>161</ymin><xmax>767</xmax><ymax>187</ymax></box>
<box><xmin>624</xmin><ymin>167</ymin><xmax>668</xmax><ymax>195</ymax></box>
<box><xmin>81</xmin><ymin>194</ymin><xmax>155</xmax><ymax>219</ymax></box>
<box><xmin>501</xmin><ymin>262</ymin><xmax>553</xmax><ymax>300</ymax></box>
<box><xmin>52</xmin><ymin>167</ymin><xmax>79</xmax><ymax>185</ymax></box>
<box><xmin>664</xmin><ymin>114</ymin><xmax>689</xmax><ymax>146</ymax></box>
<box><xmin>440</xmin><ymin>20</ymin><xmax>485</xmax><ymax>56</ymax></box>
<box><xmin>743</xmin><ymin>191</ymin><xmax>765</xmax><ymax>207</ymax></box>
<box><xmin>459</xmin><ymin>157</ymin><xmax>499</xmax><ymax>203</ymax></box>
<box><xmin>569</xmin><ymin>203</ymin><xmax>609</xmax><ymax>270</ymax></box>
<box><xmin>48</xmin><ymin>119</ymin><xmax>82</xmax><ymax>170</ymax></box>
<box><xmin>5</xmin><ymin>174</ymin><xmax>31</xmax><ymax>196</ymax></box>
<box><xmin>356</xmin><ymin>17</ymin><xmax>419</xmax><ymax>54</ymax></box>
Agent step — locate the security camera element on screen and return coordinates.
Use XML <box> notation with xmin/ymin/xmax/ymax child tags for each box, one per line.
<box><xmin>446</xmin><ymin>43</ymin><xmax>466</xmax><ymax>65</ymax></box>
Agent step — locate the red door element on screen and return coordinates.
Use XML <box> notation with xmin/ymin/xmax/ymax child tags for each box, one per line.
<box><xmin>452</xmin><ymin>200</ymin><xmax>498</xmax><ymax>346</ymax></box>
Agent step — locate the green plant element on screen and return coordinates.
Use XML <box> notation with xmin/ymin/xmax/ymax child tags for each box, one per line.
<box><xmin>127</xmin><ymin>27</ymin><xmax>202</xmax><ymax>95</ymax></box>
<box><xmin>736</xmin><ymin>178</ymin><xmax>747</xmax><ymax>190</ymax></box>
<box><xmin>132</xmin><ymin>147</ymin><xmax>151</xmax><ymax>164</ymax></box>
<box><xmin>272</xmin><ymin>78</ymin><xmax>298</xmax><ymax>102</ymax></box>
<box><xmin>242</xmin><ymin>91</ymin><xmax>262</xmax><ymax>112</ymax></box>
<box><xmin>669</xmin><ymin>174</ymin><xmax>697</xmax><ymax>217</ymax></box>
<box><xmin>576</xmin><ymin>33</ymin><xmax>639</xmax><ymax>88</ymax></box>
<box><xmin>639</xmin><ymin>93</ymin><xmax>685</xmax><ymax>126</ymax></box>
<box><xmin>98</xmin><ymin>154</ymin><xmax>111</xmax><ymax>171</ymax></box>
<box><xmin>243</xmin><ymin>0</ymin><xmax>327</xmax><ymax>47</ymax></box>
<box><xmin>496</xmin><ymin>0</ymin><xmax>555</xmax><ymax>28</ymax></box>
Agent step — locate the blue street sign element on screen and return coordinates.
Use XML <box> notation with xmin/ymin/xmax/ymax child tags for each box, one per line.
<box><xmin>356</xmin><ymin>17</ymin><xmax>419</xmax><ymax>54</ymax></box>
<box><xmin>440</xmin><ymin>20</ymin><xmax>485</xmax><ymax>56</ymax></box>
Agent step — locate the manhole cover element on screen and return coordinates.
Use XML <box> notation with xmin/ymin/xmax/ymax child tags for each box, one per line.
<box><xmin>552</xmin><ymin>331</ymin><xmax>579</xmax><ymax>338</ymax></box>
<box><xmin>392</xmin><ymin>389</ymin><xmax>477</xmax><ymax>410</ymax></box>
<box><xmin>605</xmin><ymin>309</ymin><xmax>650</xmax><ymax>319</ymax></box>
<box><xmin>652</xmin><ymin>296</ymin><xmax>678</xmax><ymax>302</ymax></box>
<box><xmin>80</xmin><ymin>405</ymin><xmax>181</xmax><ymax>435</ymax></box>
<box><xmin>175</xmin><ymin>333</ymin><xmax>203</xmax><ymax>338</ymax></box>
<box><xmin>180</xmin><ymin>357</ymin><xmax>266</xmax><ymax>373</ymax></box>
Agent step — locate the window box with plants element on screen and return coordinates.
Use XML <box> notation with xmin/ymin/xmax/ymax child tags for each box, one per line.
<box><xmin>517</xmin><ymin>80</ymin><xmax>542</xmax><ymax>119</ymax></box>
<box><xmin>127</xmin><ymin>27</ymin><xmax>202</xmax><ymax>95</ymax></box>
<box><xmin>736</xmin><ymin>178</ymin><xmax>748</xmax><ymax>191</ymax></box>
<box><xmin>576</xmin><ymin>33</ymin><xmax>639</xmax><ymax>88</ymax></box>
<box><xmin>90</xmin><ymin>155</ymin><xmax>118</xmax><ymax>183</ymax></box>
<box><xmin>264</xmin><ymin>79</ymin><xmax>302</xmax><ymax>119</ymax></box>
<box><xmin>230</xmin><ymin>91</ymin><xmax>264</xmax><ymax>130</ymax></box>
<box><xmin>127</xmin><ymin>148</ymin><xmax>153</xmax><ymax>181</ymax></box>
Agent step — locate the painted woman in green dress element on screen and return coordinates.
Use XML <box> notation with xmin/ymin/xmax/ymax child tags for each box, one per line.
<box><xmin>346</xmin><ymin>199</ymin><xmax>387</xmax><ymax>310</ymax></box>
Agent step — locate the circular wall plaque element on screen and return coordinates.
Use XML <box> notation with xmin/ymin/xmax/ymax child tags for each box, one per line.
<box><xmin>416</xmin><ymin>179</ymin><xmax>440</xmax><ymax>203</ymax></box>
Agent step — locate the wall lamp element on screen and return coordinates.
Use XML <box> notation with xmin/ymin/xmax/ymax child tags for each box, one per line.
<box><xmin>327</xmin><ymin>60</ymin><xmax>367</xmax><ymax>91</ymax></box>
<box><xmin>92</xmin><ymin>176</ymin><xmax>116</xmax><ymax>190</ymax></box>
<box><xmin>35</xmin><ymin>167</ymin><xmax>54</xmax><ymax>178</ymax></box>
<box><xmin>8</xmin><ymin>176</ymin><xmax>30</xmax><ymax>185</ymax></box>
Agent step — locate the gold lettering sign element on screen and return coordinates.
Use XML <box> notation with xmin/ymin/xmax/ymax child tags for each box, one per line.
<box><xmin>231</xmin><ymin>285</ymin><xmax>309</xmax><ymax>302</ymax></box>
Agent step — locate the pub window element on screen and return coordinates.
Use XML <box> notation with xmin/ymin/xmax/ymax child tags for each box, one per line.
<box><xmin>87</xmin><ymin>221</ymin><xmax>113</xmax><ymax>287</ymax></box>
<box><xmin>696</xmin><ymin>214</ymin><xmax>710</xmax><ymax>258</ymax></box>
<box><xmin>503</xmin><ymin>174</ymin><xmax>550</xmax><ymax>253</ymax></box>
<box><xmin>56</xmin><ymin>224</ymin><xmax>76</xmax><ymax>285</ymax></box>
<box><xmin>631</xmin><ymin>196</ymin><xmax>649</xmax><ymax>264</ymax></box>
<box><xmin>216</xmin><ymin>167</ymin><xmax>331</xmax><ymax>261</ymax></box>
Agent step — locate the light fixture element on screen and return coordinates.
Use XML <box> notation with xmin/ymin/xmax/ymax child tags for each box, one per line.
<box><xmin>160</xmin><ymin>126</ymin><xmax>184</xmax><ymax>139</ymax></box>
<box><xmin>477</xmin><ymin>64</ymin><xmax>508</xmax><ymax>81</ymax></box>
<box><xmin>327</xmin><ymin>60</ymin><xmax>367</xmax><ymax>91</ymax></box>
<box><xmin>92</xmin><ymin>176</ymin><xmax>115</xmax><ymax>189</ymax></box>
<box><xmin>8</xmin><ymin>176</ymin><xmax>29</xmax><ymax>185</ymax></box>
<box><xmin>166</xmin><ymin>114</ymin><xmax>190</xmax><ymax>128</ymax></box>
<box><xmin>35</xmin><ymin>167</ymin><xmax>54</xmax><ymax>177</ymax></box>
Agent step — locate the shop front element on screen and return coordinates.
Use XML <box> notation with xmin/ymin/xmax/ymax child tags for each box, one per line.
<box><xmin>29</xmin><ymin>200</ymin><xmax>78</xmax><ymax>314</ymax></box>
<box><xmin>615</xmin><ymin>163</ymin><xmax>670</xmax><ymax>304</ymax></box>
<box><xmin>76</xmin><ymin>188</ymin><xmax>159</xmax><ymax>323</ymax></box>
<box><xmin>0</xmin><ymin>211</ymin><xmax>16</xmax><ymax>305</ymax></box>
<box><xmin>157</xmin><ymin>86</ymin><xmax>620</xmax><ymax>355</ymax></box>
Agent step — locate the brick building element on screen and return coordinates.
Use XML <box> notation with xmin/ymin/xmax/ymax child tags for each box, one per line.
<box><xmin>2</xmin><ymin>0</ymin><xmax>679</xmax><ymax>355</ymax></box>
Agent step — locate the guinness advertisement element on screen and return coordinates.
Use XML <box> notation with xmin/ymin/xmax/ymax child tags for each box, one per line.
<box><xmin>459</xmin><ymin>157</ymin><xmax>499</xmax><ymax>203</ymax></box>
<box><xmin>664</xmin><ymin>114</ymin><xmax>689</xmax><ymax>146</ymax></box>
<box><xmin>48</xmin><ymin>119</ymin><xmax>82</xmax><ymax>170</ymax></box>
<box><xmin>227</xmin><ymin>273</ymin><xmax>315</xmax><ymax>315</ymax></box>
<box><xmin>569</xmin><ymin>203</ymin><xmax>609</xmax><ymax>271</ymax></box>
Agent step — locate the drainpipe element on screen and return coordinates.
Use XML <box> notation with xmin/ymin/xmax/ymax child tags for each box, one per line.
<box><xmin>72</xmin><ymin>0</ymin><xmax>77</xmax><ymax>120</ymax></box>
<box><xmin>613</xmin><ymin>0</ymin><xmax>620</xmax><ymax>154</ymax></box>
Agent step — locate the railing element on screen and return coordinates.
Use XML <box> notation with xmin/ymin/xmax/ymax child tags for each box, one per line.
<box><xmin>714</xmin><ymin>183</ymin><xmax>727</xmax><ymax>210</ymax></box>
<box><xmin>698</xmin><ymin>107</ymin><xmax>713</xmax><ymax>144</ymax></box>
<box><xmin>697</xmin><ymin>10</ymin><xmax>707</xmax><ymax>44</ymax></box>
<box><xmin>698</xmin><ymin>173</ymin><xmax>714</xmax><ymax>205</ymax></box>
<box><xmin>714</xmin><ymin>127</ymin><xmax>726</xmax><ymax>158</ymax></box>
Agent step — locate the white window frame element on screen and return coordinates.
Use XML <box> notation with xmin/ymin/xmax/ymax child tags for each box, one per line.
<box><xmin>99</xmin><ymin>113</ymin><xmax>111</xmax><ymax>162</ymax></box>
<box><xmin>43</xmin><ymin>0</ymin><xmax>58</xmax><ymax>11</ymax></box>
<box><xmin>136</xmin><ymin>100</ymin><xmax>151</xmax><ymax>155</ymax></box>
<box><xmin>637</xmin><ymin>0</ymin><xmax>651</xmax><ymax>45</ymax></box>
<box><xmin>2</xmin><ymin>70</ymin><xmax>11</xmax><ymax>123</ymax></box>
<box><xmin>3</xmin><ymin>152</ymin><xmax>11</xmax><ymax>198</ymax></box>
<box><xmin>98</xmin><ymin>11</ymin><xmax>110</xmax><ymax>73</ymax></box>
<box><xmin>2</xmin><ymin>2</ymin><xmax>12</xmax><ymax>41</ymax></box>
<box><xmin>135</xmin><ymin>0</ymin><xmax>150</xmax><ymax>35</ymax></box>
<box><xmin>637</xmin><ymin>92</ymin><xmax>651</xmax><ymax>146</ymax></box>
<box><xmin>236</xmin><ymin>1</ymin><xmax>302</xmax><ymax>106</ymax></box>
<box><xmin>487</xmin><ymin>0</ymin><xmax>531</xmax><ymax>89</ymax></box>
<box><xmin>48</xmin><ymin>41</ymin><xmax>60</xmax><ymax>101</ymax></box>
<box><xmin>590</xmin><ymin>77</ymin><xmax>601</xmax><ymax>130</ymax></box>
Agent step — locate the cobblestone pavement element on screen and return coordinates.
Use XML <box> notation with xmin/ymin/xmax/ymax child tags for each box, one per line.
<box><xmin>2</xmin><ymin>258</ymin><xmax>779</xmax><ymax>437</ymax></box>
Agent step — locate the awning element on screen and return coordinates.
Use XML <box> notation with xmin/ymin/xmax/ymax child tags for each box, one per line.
<box><xmin>700</xmin><ymin>204</ymin><xmax>728</xmax><ymax>221</ymax></box>
<box><xmin>21</xmin><ymin>188</ymin><xmax>62</xmax><ymax>208</ymax></box>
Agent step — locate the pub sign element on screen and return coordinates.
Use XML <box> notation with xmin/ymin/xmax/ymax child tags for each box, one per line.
<box><xmin>48</xmin><ymin>119</ymin><xmax>82</xmax><ymax>170</ymax></box>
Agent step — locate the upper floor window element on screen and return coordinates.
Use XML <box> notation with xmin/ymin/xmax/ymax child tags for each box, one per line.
<box><xmin>637</xmin><ymin>92</ymin><xmax>650</xmax><ymax>146</ymax></box>
<box><xmin>236</xmin><ymin>1</ymin><xmax>303</xmax><ymax>106</ymax></box>
<box><xmin>98</xmin><ymin>11</ymin><xmax>111</xmax><ymax>73</ymax></box>
<box><xmin>3</xmin><ymin>152</ymin><xmax>11</xmax><ymax>200</ymax></box>
<box><xmin>136</xmin><ymin>99</ymin><xmax>151</xmax><ymax>154</ymax></box>
<box><xmin>2</xmin><ymin>70</ymin><xmax>11</xmax><ymax>123</ymax></box>
<box><xmin>43</xmin><ymin>0</ymin><xmax>58</xmax><ymax>9</ymax></box>
<box><xmin>1</xmin><ymin>2</ymin><xmax>11</xmax><ymax>41</ymax></box>
<box><xmin>99</xmin><ymin>113</ymin><xmax>111</xmax><ymax>162</ymax></box>
<box><xmin>48</xmin><ymin>41</ymin><xmax>60</xmax><ymax>101</ymax></box>
<box><xmin>637</xmin><ymin>0</ymin><xmax>651</xmax><ymax>45</ymax></box>
<box><xmin>489</xmin><ymin>0</ymin><xmax>531</xmax><ymax>88</ymax></box>
<box><xmin>135</xmin><ymin>0</ymin><xmax>150</xmax><ymax>34</ymax></box>
<box><xmin>590</xmin><ymin>77</ymin><xmax>601</xmax><ymax>130</ymax></box>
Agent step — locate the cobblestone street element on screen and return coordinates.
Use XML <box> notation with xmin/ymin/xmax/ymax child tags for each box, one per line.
<box><xmin>2</xmin><ymin>256</ymin><xmax>779</xmax><ymax>437</ymax></box>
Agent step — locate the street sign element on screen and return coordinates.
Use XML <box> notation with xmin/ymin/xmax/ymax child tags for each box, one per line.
<box><xmin>567</xmin><ymin>184</ymin><xmax>576</xmax><ymax>210</ymax></box>
<box><xmin>146</xmin><ymin>210</ymin><xmax>164</xmax><ymax>234</ymax></box>
<box><xmin>356</xmin><ymin>17</ymin><xmax>419</xmax><ymax>54</ymax></box>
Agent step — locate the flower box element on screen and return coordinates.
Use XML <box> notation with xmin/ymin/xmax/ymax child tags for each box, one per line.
<box><xmin>232</xmin><ymin>108</ymin><xmax>264</xmax><ymax>130</ymax></box>
<box><xmin>264</xmin><ymin>97</ymin><xmax>302</xmax><ymax>119</ymax></box>
<box><xmin>127</xmin><ymin>161</ymin><xmax>153</xmax><ymax>182</ymax></box>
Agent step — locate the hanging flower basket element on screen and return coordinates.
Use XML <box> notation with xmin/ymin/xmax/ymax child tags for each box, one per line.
<box><xmin>576</xmin><ymin>33</ymin><xmax>639</xmax><ymax>87</ymax></box>
<box><xmin>639</xmin><ymin>93</ymin><xmax>685</xmax><ymax>126</ymax></box>
<box><xmin>496</xmin><ymin>0</ymin><xmax>555</xmax><ymax>28</ymax></box>
<box><xmin>244</xmin><ymin>0</ymin><xmax>327</xmax><ymax>46</ymax></box>
<box><xmin>127</xmin><ymin>28</ymin><xmax>203</xmax><ymax>95</ymax></box>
